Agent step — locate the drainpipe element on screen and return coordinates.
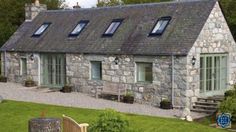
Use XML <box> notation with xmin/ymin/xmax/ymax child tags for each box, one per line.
<box><xmin>171</xmin><ymin>55</ymin><xmax>175</xmax><ymax>108</ymax></box>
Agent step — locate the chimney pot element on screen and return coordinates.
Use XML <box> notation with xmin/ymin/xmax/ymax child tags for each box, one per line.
<box><xmin>35</xmin><ymin>0</ymin><xmax>40</xmax><ymax>6</ymax></box>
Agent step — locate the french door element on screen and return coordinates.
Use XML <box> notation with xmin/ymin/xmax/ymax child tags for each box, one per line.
<box><xmin>41</xmin><ymin>54</ymin><xmax>66</xmax><ymax>88</ymax></box>
<box><xmin>200</xmin><ymin>54</ymin><xmax>228</xmax><ymax>96</ymax></box>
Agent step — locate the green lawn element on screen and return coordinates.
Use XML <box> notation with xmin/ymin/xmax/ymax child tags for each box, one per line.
<box><xmin>0</xmin><ymin>100</ymin><xmax>225</xmax><ymax>132</ymax></box>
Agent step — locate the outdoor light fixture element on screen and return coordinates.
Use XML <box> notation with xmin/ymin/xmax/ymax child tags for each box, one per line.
<box><xmin>114</xmin><ymin>57</ymin><xmax>119</xmax><ymax>65</ymax></box>
<box><xmin>191</xmin><ymin>56</ymin><xmax>196</xmax><ymax>66</ymax></box>
<box><xmin>30</xmin><ymin>54</ymin><xmax>34</xmax><ymax>61</ymax></box>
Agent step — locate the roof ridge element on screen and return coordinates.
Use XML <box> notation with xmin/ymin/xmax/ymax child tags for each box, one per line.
<box><xmin>42</xmin><ymin>0</ymin><xmax>217</xmax><ymax>13</ymax></box>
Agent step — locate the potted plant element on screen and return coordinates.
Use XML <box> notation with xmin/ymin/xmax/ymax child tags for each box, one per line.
<box><xmin>61</xmin><ymin>84</ymin><xmax>73</xmax><ymax>93</ymax></box>
<box><xmin>160</xmin><ymin>99</ymin><xmax>172</xmax><ymax>109</ymax></box>
<box><xmin>0</xmin><ymin>75</ymin><xmax>7</xmax><ymax>82</ymax></box>
<box><xmin>25</xmin><ymin>76</ymin><xmax>35</xmax><ymax>87</ymax></box>
<box><xmin>123</xmin><ymin>90</ymin><xmax>134</xmax><ymax>104</ymax></box>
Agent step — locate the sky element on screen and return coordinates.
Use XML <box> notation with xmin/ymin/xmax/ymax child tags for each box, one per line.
<box><xmin>66</xmin><ymin>0</ymin><xmax>97</xmax><ymax>8</ymax></box>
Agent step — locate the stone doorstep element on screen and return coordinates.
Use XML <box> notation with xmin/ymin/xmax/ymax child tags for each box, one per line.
<box><xmin>194</xmin><ymin>101</ymin><xmax>218</xmax><ymax>106</ymax></box>
<box><xmin>193</xmin><ymin>104</ymin><xmax>218</xmax><ymax>110</ymax></box>
<box><xmin>191</xmin><ymin>108</ymin><xmax>216</xmax><ymax>114</ymax></box>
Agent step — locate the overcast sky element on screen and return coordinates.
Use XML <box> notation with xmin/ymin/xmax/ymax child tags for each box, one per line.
<box><xmin>66</xmin><ymin>0</ymin><xmax>97</xmax><ymax>8</ymax></box>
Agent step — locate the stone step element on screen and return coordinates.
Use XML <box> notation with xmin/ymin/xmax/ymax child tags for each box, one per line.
<box><xmin>191</xmin><ymin>108</ymin><xmax>216</xmax><ymax>114</ymax></box>
<box><xmin>193</xmin><ymin>104</ymin><xmax>218</xmax><ymax>110</ymax></box>
<box><xmin>195</xmin><ymin>101</ymin><xmax>219</xmax><ymax>106</ymax></box>
<box><xmin>197</xmin><ymin>97</ymin><xmax>223</xmax><ymax>103</ymax></box>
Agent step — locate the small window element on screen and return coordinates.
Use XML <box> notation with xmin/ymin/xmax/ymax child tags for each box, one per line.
<box><xmin>20</xmin><ymin>58</ymin><xmax>27</xmax><ymax>76</ymax></box>
<box><xmin>32</xmin><ymin>23</ymin><xmax>51</xmax><ymax>37</ymax></box>
<box><xmin>136</xmin><ymin>62</ymin><xmax>153</xmax><ymax>83</ymax></box>
<box><xmin>91</xmin><ymin>61</ymin><xmax>102</xmax><ymax>80</ymax></box>
<box><xmin>149</xmin><ymin>16</ymin><xmax>171</xmax><ymax>36</ymax></box>
<box><xmin>103</xmin><ymin>19</ymin><xmax>123</xmax><ymax>37</ymax></box>
<box><xmin>69</xmin><ymin>20</ymin><xmax>89</xmax><ymax>37</ymax></box>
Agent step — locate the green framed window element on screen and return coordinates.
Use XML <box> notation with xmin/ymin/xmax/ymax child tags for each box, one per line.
<box><xmin>200</xmin><ymin>54</ymin><xmax>228</xmax><ymax>93</ymax></box>
<box><xmin>41</xmin><ymin>54</ymin><xmax>66</xmax><ymax>88</ymax></box>
<box><xmin>20</xmin><ymin>58</ymin><xmax>27</xmax><ymax>76</ymax></box>
<box><xmin>136</xmin><ymin>62</ymin><xmax>153</xmax><ymax>83</ymax></box>
<box><xmin>91</xmin><ymin>61</ymin><xmax>102</xmax><ymax>80</ymax></box>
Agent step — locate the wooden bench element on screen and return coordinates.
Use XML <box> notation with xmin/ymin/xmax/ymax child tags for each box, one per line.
<box><xmin>62</xmin><ymin>115</ymin><xmax>89</xmax><ymax>132</ymax></box>
<box><xmin>96</xmin><ymin>82</ymin><xmax>126</xmax><ymax>102</ymax></box>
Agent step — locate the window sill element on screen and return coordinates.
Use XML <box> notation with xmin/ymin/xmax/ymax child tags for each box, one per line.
<box><xmin>135</xmin><ymin>81</ymin><xmax>153</xmax><ymax>84</ymax></box>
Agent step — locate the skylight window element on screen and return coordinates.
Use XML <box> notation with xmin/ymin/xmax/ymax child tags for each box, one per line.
<box><xmin>69</xmin><ymin>20</ymin><xmax>89</xmax><ymax>37</ymax></box>
<box><xmin>103</xmin><ymin>19</ymin><xmax>123</xmax><ymax>37</ymax></box>
<box><xmin>33</xmin><ymin>23</ymin><xmax>51</xmax><ymax>37</ymax></box>
<box><xmin>149</xmin><ymin>17</ymin><xmax>171</xmax><ymax>36</ymax></box>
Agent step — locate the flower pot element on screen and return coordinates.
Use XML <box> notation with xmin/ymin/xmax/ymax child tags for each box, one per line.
<box><xmin>61</xmin><ymin>86</ymin><xmax>72</xmax><ymax>93</ymax></box>
<box><xmin>25</xmin><ymin>80</ymin><xmax>35</xmax><ymax>87</ymax></box>
<box><xmin>123</xmin><ymin>96</ymin><xmax>134</xmax><ymax>104</ymax></box>
<box><xmin>160</xmin><ymin>101</ymin><xmax>172</xmax><ymax>109</ymax></box>
<box><xmin>0</xmin><ymin>77</ymin><xmax>7</xmax><ymax>83</ymax></box>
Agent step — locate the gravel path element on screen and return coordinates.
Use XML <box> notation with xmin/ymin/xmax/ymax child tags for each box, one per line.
<box><xmin>0</xmin><ymin>82</ymin><xmax>207</xmax><ymax>119</ymax></box>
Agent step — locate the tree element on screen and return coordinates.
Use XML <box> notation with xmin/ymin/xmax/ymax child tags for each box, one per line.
<box><xmin>122</xmin><ymin>0</ymin><xmax>170</xmax><ymax>4</ymax></box>
<box><xmin>97</xmin><ymin>0</ymin><xmax>121</xmax><ymax>7</ymax></box>
<box><xmin>97</xmin><ymin>0</ymin><xmax>171</xmax><ymax>7</ymax></box>
<box><xmin>220</xmin><ymin>0</ymin><xmax>236</xmax><ymax>40</ymax></box>
<box><xmin>0</xmin><ymin>0</ymin><xmax>62</xmax><ymax>47</ymax></box>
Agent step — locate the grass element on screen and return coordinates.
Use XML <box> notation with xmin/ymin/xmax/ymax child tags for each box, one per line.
<box><xmin>0</xmin><ymin>100</ymin><xmax>226</xmax><ymax>132</ymax></box>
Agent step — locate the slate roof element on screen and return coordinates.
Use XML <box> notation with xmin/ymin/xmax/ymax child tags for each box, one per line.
<box><xmin>1</xmin><ymin>0</ymin><xmax>217</xmax><ymax>55</ymax></box>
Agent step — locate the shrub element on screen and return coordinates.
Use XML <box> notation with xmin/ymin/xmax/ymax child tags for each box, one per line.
<box><xmin>89</xmin><ymin>109</ymin><xmax>129</xmax><ymax>132</ymax></box>
<box><xmin>160</xmin><ymin>99</ymin><xmax>172</xmax><ymax>109</ymax></box>
<box><xmin>225</xmin><ymin>90</ymin><xmax>236</xmax><ymax>98</ymax></box>
<box><xmin>219</xmin><ymin>96</ymin><xmax>236</xmax><ymax>122</ymax></box>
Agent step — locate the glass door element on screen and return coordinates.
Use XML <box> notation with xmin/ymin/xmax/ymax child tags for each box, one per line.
<box><xmin>200</xmin><ymin>54</ymin><xmax>228</xmax><ymax>96</ymax></box>
<box><xmin>41</xmin><ymin>54</ymin><xmax>66</xmax><ymax>88</ymax></box>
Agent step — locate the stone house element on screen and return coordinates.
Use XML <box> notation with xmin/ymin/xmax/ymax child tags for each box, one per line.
<box><xmin>1</xmin><ymin>0</ymin><xmax>236</xmax><ymax>108</ymax></box>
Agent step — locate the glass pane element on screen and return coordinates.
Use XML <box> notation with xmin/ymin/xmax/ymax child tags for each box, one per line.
<box><xmin>152</xmin><ymin>20</ymin><xmax>169</xmax><ymax>34</ymax></box>
<box><xmin>200</xmin><ymin>57</ymin><xmax>204</xmax><ymax>92</ymax></box>
<box><xmin>34</xmin><ymin>24</ymin><xmax>49</xmax><ymax>35</ymax></box>
<box><xmin>137</xmin><ymin>63</ymin><xmax>152</xmax><ymax>82</ymax></box>
<box><xmin>105</xmin><ymin>22</ymin><xmax>121</xmax><ymax>34</ymax></box>
<box><xmin>206</xmin><ymin>57</ymin><xmax>212</xmax><ymax>91</ymax></box>
<box><xmin>71</xmin><ymin>23</ymin><xmax>86</xmax><ymax>35</ymax></box>
<box><xmin>214</xmin><ymin>56</ymin><xmax>220</xmax><ymax>90</ymax></box>
<box><xmin>221</xmin><ymin>56</ymin><xmax>227</xmax><ymax>90</ymax></box>
<box><xmin>91</xmin><ymin>61</ymin><xmax>102</xmax><ymax>80</ymax></box>
<box><xmin>21</xmin><ymin>58</ymin><xmax>27</xmax><ymax>75</ymax></box>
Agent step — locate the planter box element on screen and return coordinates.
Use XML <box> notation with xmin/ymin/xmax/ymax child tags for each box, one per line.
<box><xmin>60</xmin><ymin>86</ymin><xmax>72</xmax><ymax>93</ymax></box>
<box><xmin>160</xmin><ymin>101</ymin><xmax>172</xmax><ymax>109</ymax></box>
<box><xmin>123</xmin><ymin>96</ymin><xmax>134</xmax><ymax>104</ymax></box>
<box><xmin>25</xmin><ymin>81</ymin><xmax>35</xmax><ymax>87</ymax></box>
<box><xmin>0</xmin><ymin>77</ymin><xmax>7</xmax><ymax>83</ymax></box>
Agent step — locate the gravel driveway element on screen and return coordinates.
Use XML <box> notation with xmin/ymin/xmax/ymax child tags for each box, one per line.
<box><xmin>0</xmin><ymin>82</ymin><xmax>207</xmax><ymax>119</ymax></box>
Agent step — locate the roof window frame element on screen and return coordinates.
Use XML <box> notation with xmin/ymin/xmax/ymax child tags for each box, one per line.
<box><xmin>149</xmin><ymin>16</ymin><xmax>171</xmax><ymax>37</ymax></box>
<box><xmin>69</xmin><ymin>20</ymin><xmax>89</xmax><ymax>37</ymax></box>
<box><xmin>32</xmin><ymin>22</ymin><xmax>51</xmax><ymax>37</ymax></box>
<box><xmin>102</xmin><ymin>18</ymin><xmax>124</xmax><ymax>37</ymax></box>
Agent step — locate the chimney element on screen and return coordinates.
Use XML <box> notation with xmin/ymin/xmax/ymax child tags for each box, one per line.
<box><xmin>25</xmin><ymin>0</ymin><xmax>47</xmax><ymax>21</ymax></box>
<box><xmin>73</xmin><ymin>2</ymin><xmax>81</xmax><ymax>9</ymax></box>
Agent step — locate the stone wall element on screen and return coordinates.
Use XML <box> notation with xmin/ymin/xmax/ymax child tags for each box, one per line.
<box><xmin>187</xmin><ymin>2</ymin><xmax>236</xmax><ymax>105</ymax></box>
<box><xmin>2</xmin><ymin>52</ymin><xmax>188</xmax><ymax>107</ymax></box>
<box><xmin>66</xmin><ymin>54</ymin><xmax>188</xmax><ymax>107</ymax></box>
<box><xmin>2</xmin><ymin>52</ymin><xmax>39</xmax><ymax>85</ymax></box>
